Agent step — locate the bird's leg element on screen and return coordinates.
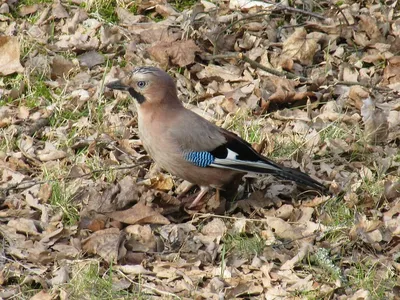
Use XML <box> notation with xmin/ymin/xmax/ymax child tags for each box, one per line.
<box><xmin>188</xmin><ymin>186</ymin><xmax>209</xmax><ymax>208</ymax></box>
<box><xmin>215</xmin><ymin>188</ymin><xmax>220</xmax><ymax>202</ymax></box>
<box><xmin>177</xmin><ymin>182</ymin><xmax>195</xmax><ymax>199</ymax></box>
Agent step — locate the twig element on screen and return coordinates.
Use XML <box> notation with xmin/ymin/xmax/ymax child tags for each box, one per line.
<box><xmin>117</xmin><ymin>270</ymin><xmax>182</xmax><ymax>299</ymax></box>
<box><xmin>0</xmin><ymin>160</ymin><xmax>152</xmax><ymax>194</ymax></box>
<box><xmin>213</xmin><ymin>12</ymin><xmax>273</xmax><ymax>56</ymax></box>
<box><xmin>212</xmin><ymin>1</ymin><xmax>324</xmax><ymax>55</ymax></box>
<box><xmin>191</xmin><ymin>213</ymin><xmax>324</xmax><ymax>246</ymax></box>
<box><xmin>204</xmin><ymin>52</ymin><xmax>309</xmax><ymax>82</ymax></box>
<box><xmin>205</xmin><ymin>53</ymin><xmax>395</xmax><ymax>93</ymax></box>
<box><xmin>335</xmin><ymin>81</ymin><xmax>392</xmax><ymax>92</ymax></box>
<box><xmin>262</xmin><ymin>0</ymin><xmax>325</xmax><ymax>20</ymax></box>
<box><xmin>239</xmin><ymin>53</ymin><xmax>309</xmax><ymax>81</ymax></box>
<box><xmin>334</xmin><ymin>4</ymin><xmax>350</xmax><ymax>26</ymax></box>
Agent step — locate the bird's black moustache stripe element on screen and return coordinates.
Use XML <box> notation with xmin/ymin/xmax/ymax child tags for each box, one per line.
<box><xmin>128</xmin><ymin>87</ymin><xmax>146</xmax><ymax>104</ymax></box>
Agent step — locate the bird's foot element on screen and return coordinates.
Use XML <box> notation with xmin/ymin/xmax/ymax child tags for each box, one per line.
<box><xmin>176</xmin><ymin>182</ymin><xmax>195</xmax><ymax>199</ymax></box>
<box><xmin>187</xmin><ymin>186</ymin><xmax>210</xmax><ymax>209</ymax></box>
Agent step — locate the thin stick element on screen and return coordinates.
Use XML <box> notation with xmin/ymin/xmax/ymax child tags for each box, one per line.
<box><xmin>1</xmin><ymin>160</ymin><xmax>152</xmax><ymax>193</ymax></box>
<box><xmin>204</xmin><ymin>52</ymin><xmax>309</xmax><ymax>81</ymax></box>
<box><xmin>213</xmin><ymin>12</ymin><xmax>273</xmax><ymax>56</ymax></box>
<box><xmin>270</xmin><ymin>1</ymin><xmax>325</xmax><ymax>20</ymax></box>
<box><xmin>117</xmin><ymin>270</ymin><xmax>182</xmax><ymax>299</ymax></box>
<box><xmin>335</xmin><ymin>81</ymin><xmax>392</xmax><ymax>92</ymax></box>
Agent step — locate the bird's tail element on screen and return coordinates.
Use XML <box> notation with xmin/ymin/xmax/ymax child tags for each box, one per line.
<box><xmin>212</xmin><ymin>158</ymin><xmax>326</xmax><ymax>192</ymax></box>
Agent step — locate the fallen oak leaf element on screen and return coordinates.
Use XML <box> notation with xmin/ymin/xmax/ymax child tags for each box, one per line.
<box><xmin>147</xmin><ymin>39</ymin><xmax>200</xmax><ymax>67</ymax></box>
<box><xmin>115</xmin><ymin>264</ymin><xmax>154</xmax><ymax>275</ymax></box>
<box><xmin>361</xmin><ymin>97</ymin><xmax>389</xmax><ymax>144</ymax></box>
<box><xmin>107</xmin><ymin>202</ymin><xmax>170</xmax><ymax>225</ymax></box>
<box><xmin>281</xmin><ymin>28</ymin><xmax>318</xmax><ymax>66</ymax></box>
<box><xmin>29</xmin><ymin>290</ymin><xmax>53</xmax><ymax>300</ymax></box>
<box><xmin>150</xmin><ymin>174</ymin><xmax>174</xmax><ymax>191</ymax></box>
<box><xmin>82</xmin><ymin>228</ymin><xmax>122</xmax><ymax>263</ymax></box>
<box><xmin>0</xmin><ymin>36</ymin><xmax>24</xmax><ymax>75</ymax></box>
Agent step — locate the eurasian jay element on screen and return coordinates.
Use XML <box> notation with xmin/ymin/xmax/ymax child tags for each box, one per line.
<box><xmin>106</xmin><ymin>67</ymin><xmax>326</xmax><ymax>208</ymax></box>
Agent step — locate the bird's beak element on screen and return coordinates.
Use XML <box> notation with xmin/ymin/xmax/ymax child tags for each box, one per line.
<box><xmin>106</xmin><ymin>80</ymin><xmax>129</xmax><ymax>91</ymax></box>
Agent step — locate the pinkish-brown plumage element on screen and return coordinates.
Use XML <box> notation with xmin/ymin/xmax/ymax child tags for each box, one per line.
<box><xmin>106</xmin><ymin>66</ymin><xmax>326</xmax><ymax>207</ymax></box>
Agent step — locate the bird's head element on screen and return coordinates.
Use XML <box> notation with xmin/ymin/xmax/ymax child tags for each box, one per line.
<box><xmin>106</xmin><ymin>67</ymin><xmax>179</xmax><ymax>107</ymax></box>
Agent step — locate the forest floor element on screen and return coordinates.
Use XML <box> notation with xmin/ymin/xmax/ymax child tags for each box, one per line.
<box><xmin>1</xmin><ymin>0</ymin><xmax>400</xmax><ymax>299</ymax></box>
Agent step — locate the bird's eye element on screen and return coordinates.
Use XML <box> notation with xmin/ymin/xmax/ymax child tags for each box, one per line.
<box><xmin>137</xmin><ymin>81</ymin><xmax>146</xmax><ymax>88</ymax></box>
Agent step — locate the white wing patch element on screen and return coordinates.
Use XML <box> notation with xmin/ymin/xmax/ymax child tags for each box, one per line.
<box><xmin>226</xmin><ymin>149</ymin><xmax>238</xmax><ymax>159</ymax></box>
<box><xmin>211</xmin><ymin>158</ymin><xmax>281</xmax><ymax>172</ymax></box>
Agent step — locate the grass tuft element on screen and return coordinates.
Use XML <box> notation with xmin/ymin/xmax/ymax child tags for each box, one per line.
<box><xmin>226</xmin><ymin>110</ymin><xmax>264</xmax><ymax>144</ymax></box>
<box><xmin>81</xmin><ymin>0</ymin><xmax>118</xmax><ymax>23</ymax></box>
<box><xmin>49</xmin><ymin>181</ymin><xmax>80</xmax><ymax>225</ymax></box>
<box><xmin>223</xmin><ymin>233</ymin><xmax>265</xmax><ymax>259</ymax></box>
<box><xmin>347</xmin><ymin>259</ymin><xmax>396</xmax><ymax>299</ymax></box>
<box><xmin>67</xmin><ymin>263</ymin><xmax>144</xmax><ymax>299</ymax></box>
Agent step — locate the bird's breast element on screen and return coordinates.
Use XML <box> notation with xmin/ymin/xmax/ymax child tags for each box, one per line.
<box><xmin>136</xmin><ymin>110</ymin><xmax>242</xmax><ymax>188</ymax></box>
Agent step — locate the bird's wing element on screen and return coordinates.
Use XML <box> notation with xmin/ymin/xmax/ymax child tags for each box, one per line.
<box><xmin>168</xmin><ymin>110</ymin><xmax>326</xmax><ymax>192</ymax></box>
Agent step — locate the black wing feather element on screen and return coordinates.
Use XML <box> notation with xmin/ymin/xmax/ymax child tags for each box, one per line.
<box><xmin>211</xmin><ymin>128</ymin><xmax>327</xmax><ymax>192</ymax></box>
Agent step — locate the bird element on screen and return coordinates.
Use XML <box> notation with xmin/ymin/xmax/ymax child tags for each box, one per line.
<box><xmin>106</xmin><ymin>66</ymin><xmax>326</xmax><ymax>208</ymax></box>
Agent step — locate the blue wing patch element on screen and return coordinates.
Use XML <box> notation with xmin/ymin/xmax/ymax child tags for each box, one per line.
<box><xmin>184</xmin><ymin>151</ymin><xmax>215</xmax><ymax>167</ymax></box>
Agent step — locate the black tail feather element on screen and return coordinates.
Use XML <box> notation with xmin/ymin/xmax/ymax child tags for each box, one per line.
<box><xmin>213</xmin><ymin>160</ymin><xmax>327</xmax><ymax>193</ymax></box>
<box><xmin>273</xmin><ymin>166</ymin><xmax>327</xmax><ymax>192</ymax></box>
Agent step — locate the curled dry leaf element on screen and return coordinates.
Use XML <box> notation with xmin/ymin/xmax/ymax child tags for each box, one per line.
<box><xmin>349</xmin><ymin>215</ymin><xmax>383</xmax><ymax>245</ymax></box>
<box><xmin>83</xmin><ymin>176</ymin><xmax>141</xmax><ymax>214</ymax></box>
<box><xmin>115</xmin><ymin>265</ymin><xmax>153</xmax><ymax>275</ymax></box>
<box><xmin>151</xmin><ymin>174</ymin><xmax>174</xmax><ymax>191</ymax></box>
<box><xmin>196</xmin><ymin>64</ymin><xmax>243</xmax><ymax>82</ymax></box>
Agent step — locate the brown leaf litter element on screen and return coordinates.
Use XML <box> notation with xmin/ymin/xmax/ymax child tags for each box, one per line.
<box><xmin>1</xmin><ymin>0</ymin><xmax>400</xmax><ymax>298</ymax></box>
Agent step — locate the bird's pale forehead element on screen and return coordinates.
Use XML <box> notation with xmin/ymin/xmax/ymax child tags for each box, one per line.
<box><xmin>132</xmin><ymin>67</ymin><xmax>160</xmax><ymax>75</ymax></box>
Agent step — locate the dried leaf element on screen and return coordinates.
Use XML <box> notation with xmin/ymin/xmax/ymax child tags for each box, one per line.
<box><xmin>282</xmin><ymin>28</ymin><xmax>318</xmax><ymax>65</ymax></box>
<box><xmin>30</xmin><ymin>290</ymin><xmax>53</xmax><ymax>300</ymax></box>
<box><xmin>147</xmin><ymin>39</ymin><xmax>200</xmax><ymax>67</ymax></box>
<box><xmin>151</xmin><ymin>174</ymin><xmax>174</xmax><ymax>191</ymax></box>
<box><xmin>7</xmin><ymin>218</ymin><xmax>40</xmax><ymax>236</ymax></box>
<box><xmin>361</xmin><ymin>98</ymin><xmax>389</xmax><ymax>144</ymax></box>
<box><xmin>51</xmin><ymin>2</ymin><xmax>69</xmax><ymax>19</ymax></box>
<box><xmin>82</xmin><ymin>228</ymin><xmax>122</xmax><ymax>263</ymax></box>
<box><xmin>382</xmin><ymin>56</ymin><xmax>400</xmax><ymax>88</ymax></box>
<box><xmin>78</xmin><ymin>51</ymin><xmax>105</xmax><ymax>68</ymax></box>
<box><xmin>115</xmin><ymin>265</ymin><xmax>153</xmax><ymax>275</ymax></box>
<box><xmin>201</xmin><ymin>218</ymin><xmax>226</xmax><ymax>239</ymax></box>
<box><xmin>108</xmin><ymin>202</ymin><xmax>170</xmax><ymax>225</ymax></box>
<box><xmin>0</xmin><ymin>36</ymin><xmax>24</xmax><ymax>75</ymax></box>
